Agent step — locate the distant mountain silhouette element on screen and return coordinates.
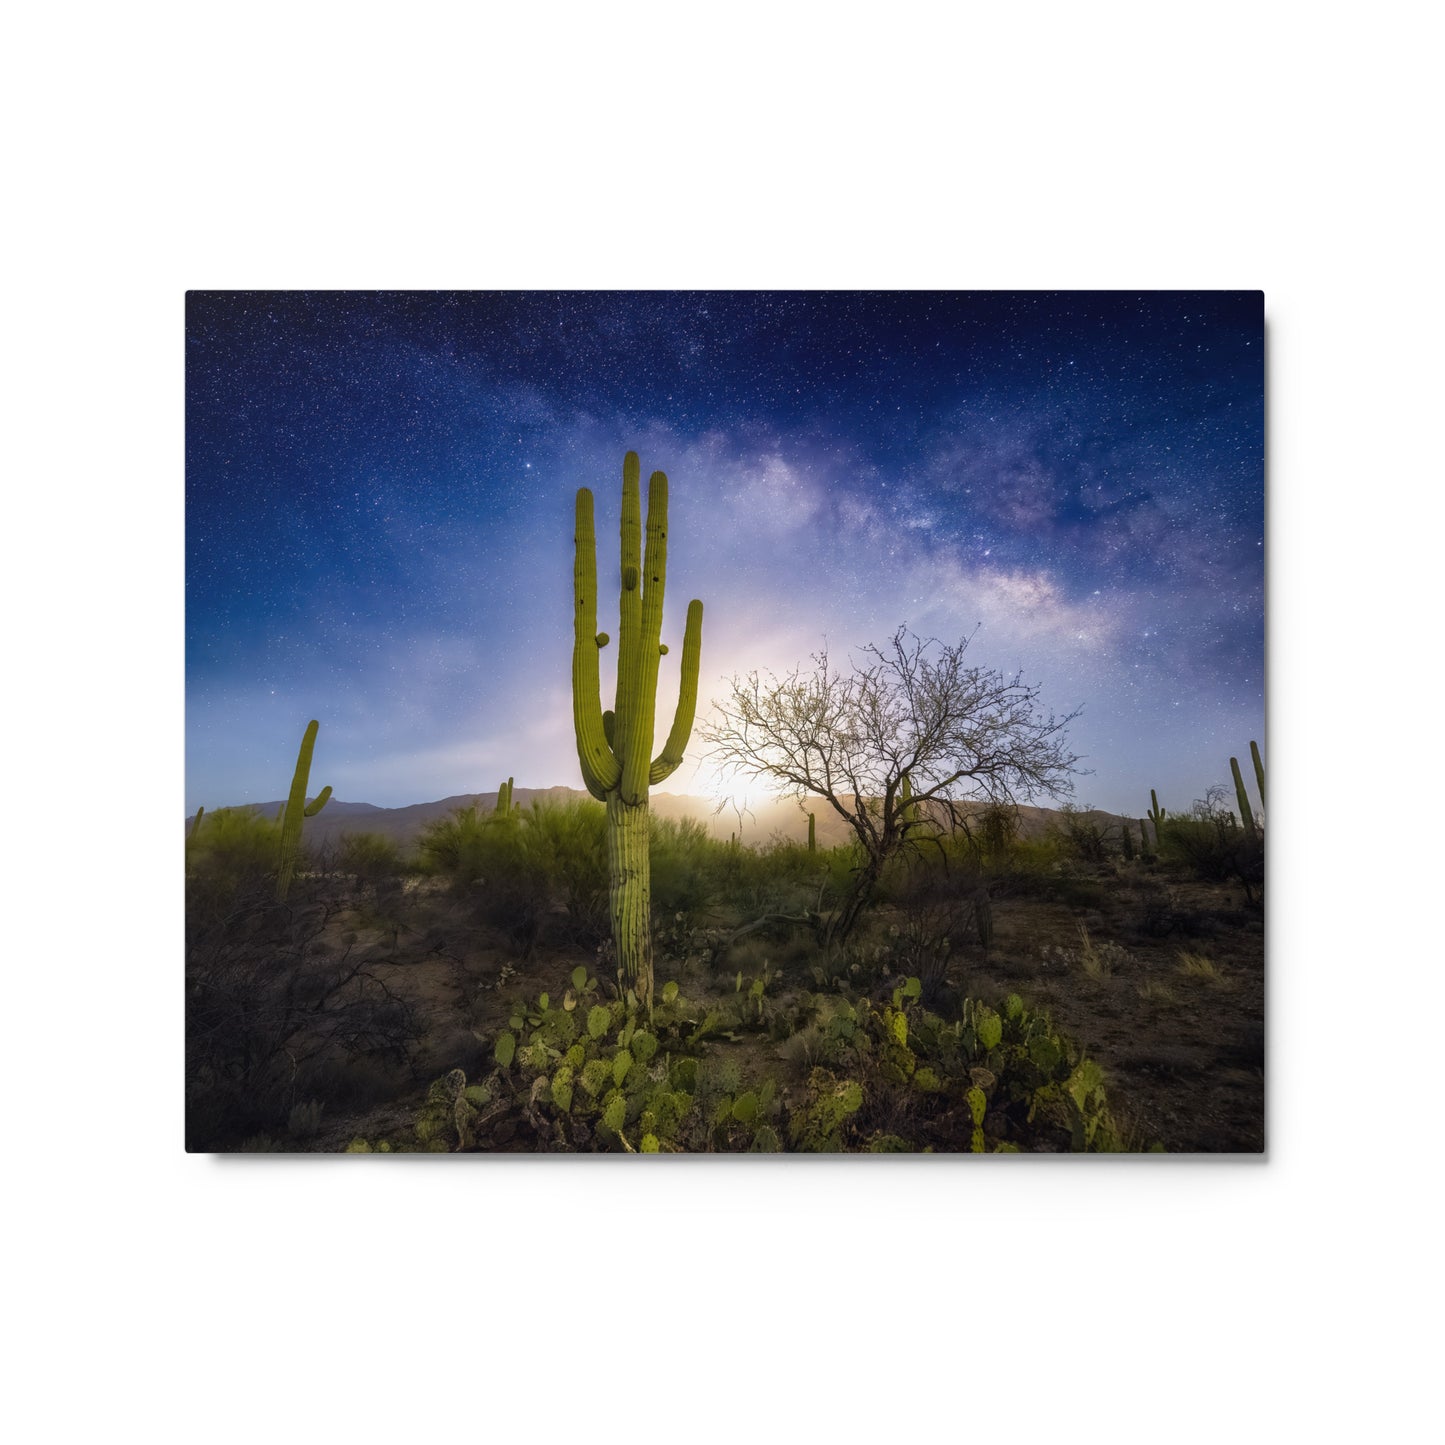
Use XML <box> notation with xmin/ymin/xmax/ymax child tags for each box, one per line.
<box><xmin>186</xmin><ymin>787</ymin><xmax>1134</xmax><ymax>850</ymax></box>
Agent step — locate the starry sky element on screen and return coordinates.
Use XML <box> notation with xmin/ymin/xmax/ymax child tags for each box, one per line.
<box><xmin>186</xmin><ymin>291</ymin><xmax>1263</xmax><ymax>818</ymax></box>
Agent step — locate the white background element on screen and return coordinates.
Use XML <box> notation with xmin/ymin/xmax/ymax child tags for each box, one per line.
<box><xmin>5</xmin><ymin>3</ymin><xmax>1439</xmax><ymax>1441</ymax></box>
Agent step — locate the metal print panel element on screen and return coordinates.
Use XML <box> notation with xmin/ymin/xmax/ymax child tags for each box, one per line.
<box><xmin>185</xmin><ymin>291</ymin><xmax>1265</xmax><ymax>1154</ymax></box>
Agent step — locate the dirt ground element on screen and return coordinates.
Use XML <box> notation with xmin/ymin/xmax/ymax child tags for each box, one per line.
<box><xmin>290</xmin><ymin>860</ymin><xmax>1263</xmax><ymax>1154</ymax></box>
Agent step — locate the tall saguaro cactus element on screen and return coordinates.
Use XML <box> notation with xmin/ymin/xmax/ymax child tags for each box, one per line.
<box><xmin>807</xmin><ymin>811</ymin><xmax>816</xmax><ymax>853</ymax></box>
<box><xmin>276</xmin><ymin>719</ymin><xmax>332</xmax><ymax>901</ymax></box>
<box><xmin>572</xmin><ymin>453</ymin><xmax>704</xmax><ymax>1011</ymax></box>
<box><xmin>1250</xmin><ymin>739</ymin><xmax>1266</xmax><ymax>810</ymax></box>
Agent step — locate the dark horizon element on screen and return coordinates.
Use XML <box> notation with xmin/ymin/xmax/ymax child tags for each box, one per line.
<box><xmin>186</xmin><ymin>291</ymin><xmax>1264</xmax><ymax>818</ymax></box>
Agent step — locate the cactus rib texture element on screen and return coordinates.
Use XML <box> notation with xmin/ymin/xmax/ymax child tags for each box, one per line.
<box><xmin>276</xmin><ymin>719</ymin><xmax>331</xmax><ymax>901</ymax></box>
<box><xmin>571</xmin><ymin>452</ymin><xmax>704</xmax><ymax>1011</ymax></box>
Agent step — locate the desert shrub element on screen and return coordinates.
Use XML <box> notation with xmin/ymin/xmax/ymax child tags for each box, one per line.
<box><xmin>650</xmin><ymin>816</ymin><xmax>721</xmax><ymax>920</ymax></box>
<box><xmin>1120</xmin><ymin>874</ymin><xmax>1180</xmax><ymax>938</ymax></box>
<box><xmin>417</xmin><ymin>802</ymin><xmax>494</xmax><ymax>886</ymax></box>
<box><xmin>990</xmin><ymin>831</ymin><xmax>1069</xmax><ymax>894</ymax></box>
<box><xmin>1159</xmin><ymin>787</ymin><xmax>1265</xmax><ymax>894</ymax></box>
<box><xmin>188</xmin><ymin>804</ymin><xmax>280</xmax><ymax>874</ymax></box>
<box><xmin>186</xmin><ymin>806</ymin><xmax>283</xmax><ymax>928</ymax></box>
<box><xmin>1050</xmin><ymin>804</ymin><xmax>1116</xmax><ymax>864</ymax></box>
<box><xmin>337</xmin><ymin>831</ymin><xmax>406</xmax><ymax>886</ymax></box>
<box><xmin>690</xmin><ymin>830</ymin><xmax>841</xmax><ymax>919</ymax></box>
<box><xmin>876</xmin><ymin>852</ymin><xmax>987</xmax><ymax>1003</ymax></box>
<box><xmin>186</xmin><ymin>884</ymin><xmax>422</xmax><ymax>1149</ymax></box>
<box><xmin>418</xmin><ymin>803</ymin><xmax>547</xmax><ymax>951</ymax></box>
<box><xmin>969</xmin><ymin>802</ymin><xmax>1022</xmax><ymax>869</ymax></box>
<box><xmin>287</xmin><ymin>1098</ymin><xmax>326</xmax><ymax>1139</ymax></box>
<box><xmin>518</xmin><ymin>797</ymin><xmax>609</xmax><ymax>944</ymax></box>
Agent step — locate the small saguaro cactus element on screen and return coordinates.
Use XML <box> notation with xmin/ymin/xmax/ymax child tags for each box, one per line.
<box><xmin>188</xmin><ymin>806</ymin><xmax>205</xmax><ymax>841</ymax></box>
<box><xmin>899</xmin><ymin>772</ymin><xmax>918</xmax><ymax>828</ymax></box>
<box><xmin>1147</xmin><ymin>789</ymin><xmax>1167</xmax><ymax>849</ymax></box>
<box><xmin>975</xmin><ymin>887</ymin><xmax>993</xmax><ymax>950</ymax></box>
<box><xmin>495</xmin><ymin>777</ymin><xmax>514</xmax><ymax>816</ymax></box>
<box><xmin>276</xmin><ymin>719</ymin><xmax>332</xmax><ymax>901</ymax></box>
<box><xmin>1138</xmin><ymin>818</ymin><xmax>1152</xmax><ymax>859</ymax></box>
<box><xmin>572</xmin><ymin>452</ymin><xmax>704</xmax><ymax>1012</ymax></box>
<box><xmin>1250</xmin><ymin>739</ymin><xmax>1266</xmax><ymax>811</ymax></box>
<box><xmin>807</xmin><ymin>811</ymin><xmax>816</xmax><ymax>853</ymax></box>
<box><xmin>1230</xmin><ymin>756</ymin><xmax>1259</xmax><ymax>841</ymax></box>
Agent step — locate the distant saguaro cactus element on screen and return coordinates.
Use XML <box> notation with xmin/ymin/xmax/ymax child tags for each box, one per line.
<box><xmin>495</xmin><ymin>776</ymin><xmax>514</xmax><ymax>815</ymax></box>
<box><xmin>1230</xmin><ymin>756</ymin><xmax>1259</xmax><ymax>841</ymax></box>
<box><xmin>1250</xmin><ymin>739</ymin><xmax>1266</xmax><ymax>810</ymax></box>
<box><xmin>188</xmin><ymin>806</ymin><xmax>205</xmax><ymax>841</ymax></box>
<box><xmin>899</xmin><ymin>772</ymin><xmax>918</xmax><ymax>828</ymax></box>
<box><xmin>572</xmin><ymin>452</ymin><xmax>704</xmax><ymax>1011</ymax></box>
<box><xmin>807</xmin><ymin>811</ymin><xmax>816</xmax><ymax>853</ymax></box>
<box><xmin>276</xmin><ymin>719</ymin><xmax>332</xmax><ymax>901</ymax></box>
<box><xmin>975</xmin><ymin>888</ymin><xmax>993</xmax><ymax>950</ymax></box>
<box><xmin>1147</xmin><ymin>789</ymin><xmax>1167</xmax><ymax>849</ymax></box>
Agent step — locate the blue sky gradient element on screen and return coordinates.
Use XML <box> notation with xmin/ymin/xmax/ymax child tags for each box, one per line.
<box><xmin>186</xmin><ymin>291</ymin><xmax>1263</xmax><ymax>816</ymax></box>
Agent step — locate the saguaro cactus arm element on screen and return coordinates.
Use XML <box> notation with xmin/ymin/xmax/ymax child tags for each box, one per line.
<box><xmin>1250</xmin><ymin>739</ymin><xmax>1266</xmax><ymax>809</ymax></box>
<box><xmin>304</xmin><ymin>786</ymin><xmax>332</xmax><ymax>818</ymax></box>
<box><xmin>572</xmin><ymin>488</ymin><xmax>622</xmax><ymax>800</ymax></box>
<box><xmin>650</xmin><ymin>598</ymin><xmax>704</xmax><ymax>784</ymax></box>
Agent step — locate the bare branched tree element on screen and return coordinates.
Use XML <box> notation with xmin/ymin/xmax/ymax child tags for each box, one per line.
<box><xmin>700</xmin><ymin>626</ymin><xmax>1082</xmax><ymax>941</ymax></box>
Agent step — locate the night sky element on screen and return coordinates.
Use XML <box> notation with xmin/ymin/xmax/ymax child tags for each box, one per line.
<box><xmin>186</xmin><ymin>291</ymin><xmax>1263</xmax><ymax>818</ymax></box>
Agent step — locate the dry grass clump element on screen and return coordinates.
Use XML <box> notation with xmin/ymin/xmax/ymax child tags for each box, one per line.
<box><xmin>1176</xmin><ymin>950</ymin><xmax>1229</xmax><ymax>987</ymax></box>
<box><xmin>1076</xmin><ymin>924</ymin><xmax>1131</xmax><ymax>979</ymax></box>
<box><xmin>1136</xmin><ymin>977</ymin><xmax>1178</xmax><ymax>1004</ymax></box>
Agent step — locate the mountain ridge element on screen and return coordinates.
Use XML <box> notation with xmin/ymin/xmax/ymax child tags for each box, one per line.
<box><xmin>186</xmin><ymin>787</ymin><xmax>1140</xmax><ymax>850</ymax></box>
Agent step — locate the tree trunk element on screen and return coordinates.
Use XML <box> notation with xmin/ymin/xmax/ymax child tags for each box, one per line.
<box><xmin>606</xmin><ymin>792</ymin><xmax>653</xmax><ymax>1010</ymax></box>
<box><xmin>827</xmin><ymin>852</ymin><xmax>883</xmax><ymax>946</ymax></box>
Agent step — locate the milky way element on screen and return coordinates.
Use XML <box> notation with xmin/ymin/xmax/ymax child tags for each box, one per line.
<box><xmin>186</xmin><ymin>291</ymin><xmax>1263</xmax><ymax>815</ymax></box>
